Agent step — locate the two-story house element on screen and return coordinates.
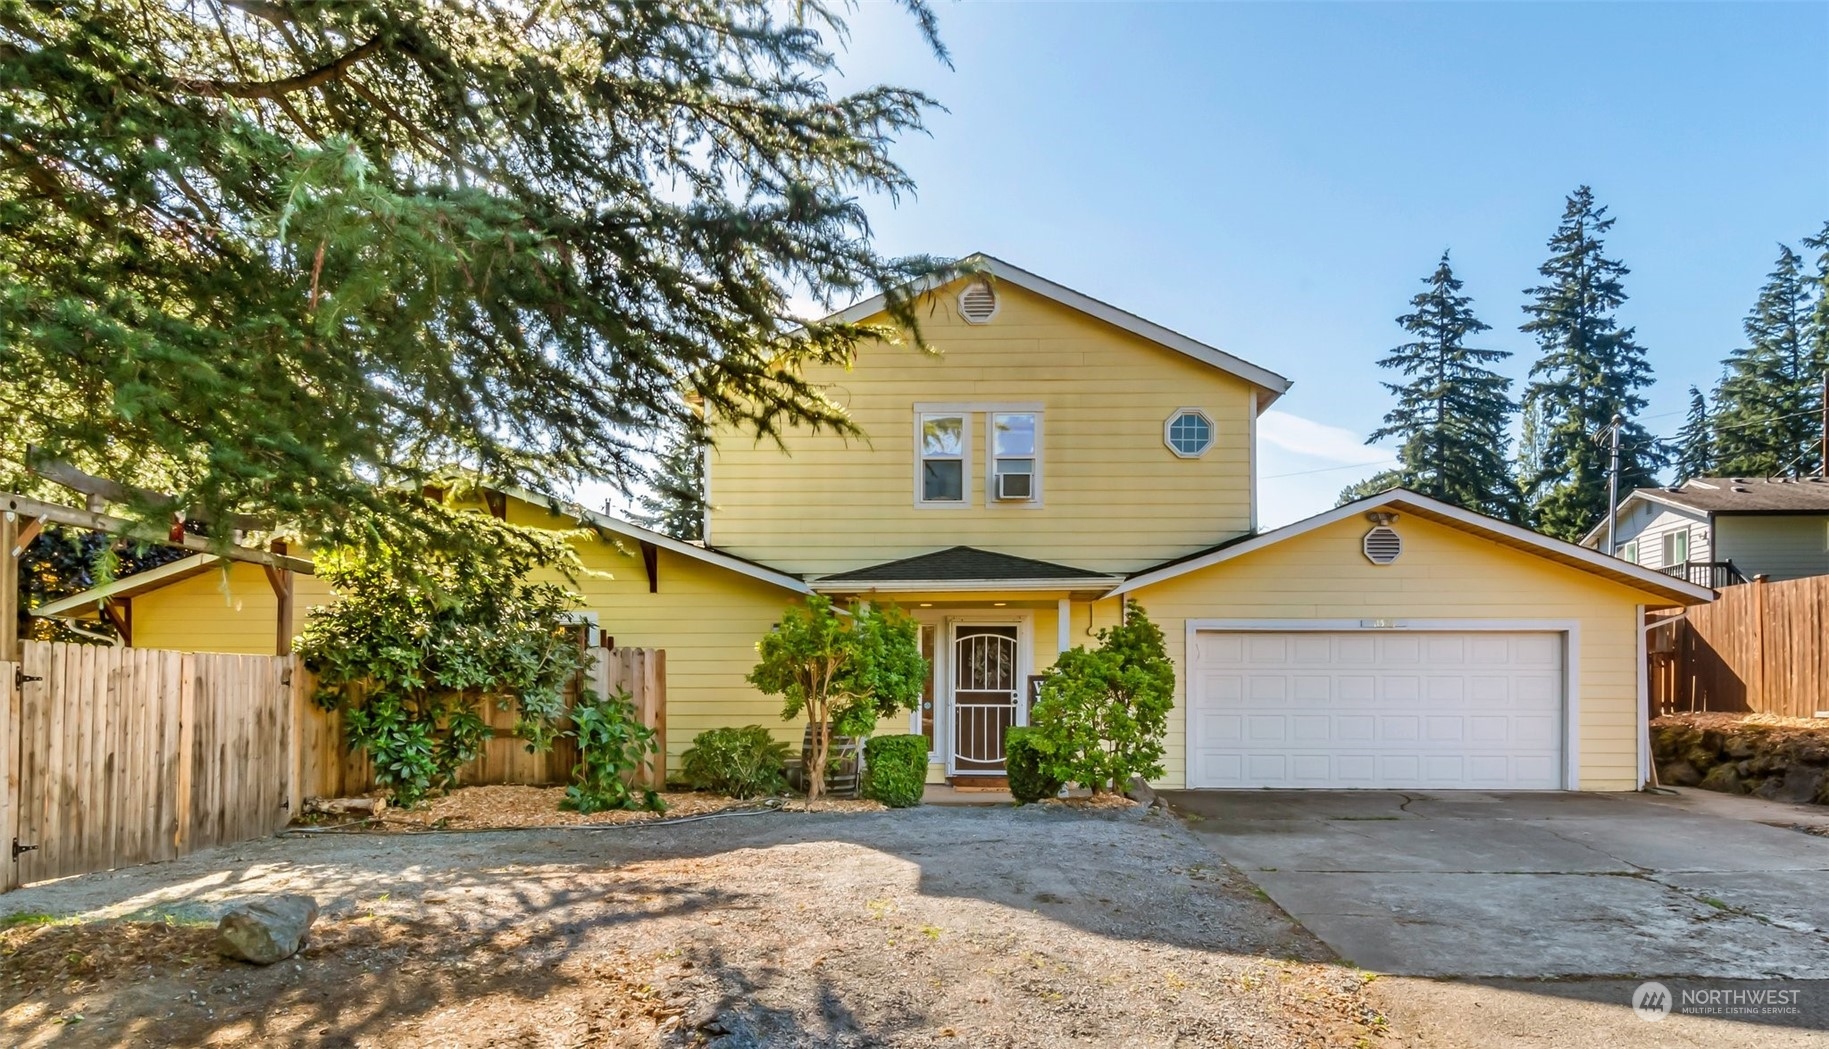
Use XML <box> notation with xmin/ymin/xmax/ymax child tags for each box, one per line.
<box><xmin>1581</xmin><ymin>476</ymin><xmax>1829</xmax><ymax>586</ymax></box>
<box><xmin>40</xmin><ymin>256</ymin><xmax>1712</xmax><ymax>792</ymax></box>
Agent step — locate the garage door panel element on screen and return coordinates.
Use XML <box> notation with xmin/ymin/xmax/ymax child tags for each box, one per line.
<box><xmin>1189</xmin><ymin>629</ymin><xmax>1564</xmax><ymax>790</ymax></box>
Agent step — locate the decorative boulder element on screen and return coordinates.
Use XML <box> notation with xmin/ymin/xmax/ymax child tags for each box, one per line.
<box><xmin>215</xmin><ymin>895</ymin><xmax>319</xmax><ymax>965</ymax></box>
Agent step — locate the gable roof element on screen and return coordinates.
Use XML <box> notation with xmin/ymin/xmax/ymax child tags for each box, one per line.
<box><xmin>487</xmin><ymin>485</ymin><xmax>813</xmax><ymax>593</ymax></box>
<box><xmin>32</xmin><ymin>553</ymin><xmax>225</xmax><ymax>618</ymax></box>
<box><xmin>1112</xmin><ymin>488</ymin><xmax>1716</xmax><ymax>606</ymax></box>
<box><xmin>1579</xmin><ymin>476</ymin><xmax>1829</xmax><ymax>546</ymax></box>
<box><xmin>826</xmin><ymin>254</ymin><xmax>1293</xmax><ymax>407</ymax></box>
<box><xmin>813</xmin><ymin>546</ymin><xmax>1119</xmax><ymax>592</ymax></box>
<box><xmin>34</xmin><ymin>488</ymin><xmax>811</xmax><ymax>619</ymax></box>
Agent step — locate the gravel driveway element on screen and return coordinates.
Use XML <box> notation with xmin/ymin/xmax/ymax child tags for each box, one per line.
<box><xmin>0</xmin><ymin>804</ymin><xmax>1379</xmax><ymax>1048</ymax></box>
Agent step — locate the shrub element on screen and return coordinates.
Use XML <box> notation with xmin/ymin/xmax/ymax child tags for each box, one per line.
<box><xmin>1005</xmin><ymin>727</ymin><xmax>1063</xmax><ymax>804</ymax></box>
<box><xmin>862</xmin><ymin>734</ymin><xmax>928</xmax><ymax>808</ymax></box>
<box><xmin>296</xmin><ymin>505</ymin><xmax>591</xmax><ymax>808</ymax></box>
<box><xmin>1028</xmin><ymin>600</ymin><xmax>1175</xmax><ymax>794</ymax></box>
<box><xmin>748</xmin><ymin>596</ymin><xmax>927</xmax><ymax>800</ymax></box>
<box><xmin>680</xmin><ymin>726</ymin><xmax>792</xmax><ymax>799</ymax></box>
<box><xmin>562</xmin><ymin>688</ymin><xmax>664</xmax><ymax>814</ymax></box>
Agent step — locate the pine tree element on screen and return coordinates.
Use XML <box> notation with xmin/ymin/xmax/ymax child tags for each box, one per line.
<box><xmin>0</xmin><ymin>2</ymin><xmax>950</xmax><ymax>555</ymax></box>
<box><xmin>1670</xmin><ymin>386</ymin><xmax>1714</xmax><ymax>482</ymax></box>
<box><xmin>1336</xmin><ymin>469</ymin><xmax>1403</xmax><ymax>507</ymax></box>
<box><xmin>1712</xmin><ymin>245</ymin><xmax>1821</xmax><ymax>476</ymax></box>
<box><xmin>633</xmin><ymin>428</ymin><xmax>707</xmax><ymax>541</ymax></box>
<box><xmin>1801</xmin><ymin>221</ymin><xmax>1829</xmax><ymax>475</ymax></box>
<box><xmin>1364</xmin><ymin>252</ymin><xmax>1519</xmax><ymax>519</ymax></box>
<box><xmin>1519</xmin><ymin>187</ymin><xmax>1660</xmax><ymax>540</ymax></box>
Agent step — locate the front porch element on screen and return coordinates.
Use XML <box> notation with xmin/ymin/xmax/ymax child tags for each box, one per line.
<box><xmin>811</xmin><ymin>546</ymin><xmax>1126</xmax><ymax>785</ymax></box>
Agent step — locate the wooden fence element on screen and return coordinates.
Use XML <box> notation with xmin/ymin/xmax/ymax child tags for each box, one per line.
<box><xmin>0</xmin><ymin>641</ymin><xmax>664</xmax><ymax>892</ymax></box>
<box><xmin>1648</xmin><ymin>574</ymin><xmax>1829</xmax><ymax>718</ymax></box>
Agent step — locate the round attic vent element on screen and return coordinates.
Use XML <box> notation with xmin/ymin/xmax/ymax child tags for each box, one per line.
<box><xmin>959</xmin><ymin>281</ymin><xmax>999</xmax><ymax>324</ymax></box>
<box><xmin>1362</xmin><ymin>525</ymin><xmax>1402</xmax><ymax>565</ymax></box>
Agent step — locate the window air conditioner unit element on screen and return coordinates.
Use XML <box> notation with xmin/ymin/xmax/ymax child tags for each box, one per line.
<box><xmin>995</xmin><ymin>470</ymin><xmax>1034</xmax><ymax>501</ymax></box>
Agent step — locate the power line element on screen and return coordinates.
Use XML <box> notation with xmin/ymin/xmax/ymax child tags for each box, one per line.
<box><xmin>1261</xmin><ymin>459</ymin><xmax>1396</xmax><ymax>480</ymax></box>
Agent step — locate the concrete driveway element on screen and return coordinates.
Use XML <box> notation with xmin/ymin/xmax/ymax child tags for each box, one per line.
<box><xmin>1164</xmin><ymin>788</ymin><xmax>1829</xmax><ymax>979</ymax></box>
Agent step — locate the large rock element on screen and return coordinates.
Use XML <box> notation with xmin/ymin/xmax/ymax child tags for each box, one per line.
<box><xmin>216</xmin><ymin>895</ymin><xmax>319</xmax><ymax>965</ymax></box>
<box><xmin>1658</xmin><ymin>760</ymin><xmax>1701</xmax><ymax>787</ymax></box>
<box><xmin>1699</xmin><ymin>764</ymin><xmax>1745</xmax><ymax>795</ymax></box>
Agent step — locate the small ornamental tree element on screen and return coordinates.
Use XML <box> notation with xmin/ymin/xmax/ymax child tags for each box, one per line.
<box><xmin>296</xmin><ymin>511</ymin><xmax>594</xmax><ymax>807</ymax></box>
<box><xmin>747</xmin><ymin>596</ymin><xmax>926</xmax><ymax>800</ymax></box>
<box><xmin>1028</xmin><ymin>600</ymin><xmax>1175</xmax><ymax>794</ymax></box>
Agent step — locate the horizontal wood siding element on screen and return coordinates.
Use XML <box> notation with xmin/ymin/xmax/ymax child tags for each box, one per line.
<box><xmin>1127</xmin><ymin>514</ymin><xmax>1658</xmax><ymax>791</ymax></box>
<box><xmin>130</xmin><ymin>564</ymin><xmax>333</xmax><ymax>654</ymax></box>
<box><xmin>708</xmin><ymin>279</ymin><xmax>1260</xmax><ymax>576</ymax></box>
<box><xmin>1613</xmin><ymin>505</ymin><xmax>1710</xmax><ymax>568</ymax></box>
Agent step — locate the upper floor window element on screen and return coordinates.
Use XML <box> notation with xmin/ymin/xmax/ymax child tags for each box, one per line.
<box><xmin>918</xmin><ymin>413</ymin><xmax>968</xmax><ymax>504</ymax></box>
<box><xmin>1618</xmin><ymin>540</ymin><xmax>1638</xmax><ymax>564</ymax></box>
<box><xmin>990</xmin><ymin>412</ymin><xmax>1039</xmax><ymax>502</ymax></box>
<box><xmin>1164</xmin><ymin>408</ymin><xmax>1215</xmax><ymax>458</ymax></box>
<box><xmin>1662</xmin><ymin>529</ymin><xmax>1689</xmax><ymax>567</ymax></box>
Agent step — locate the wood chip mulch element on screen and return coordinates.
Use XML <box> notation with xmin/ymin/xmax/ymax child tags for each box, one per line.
<box><xmin>0</xmin><ymin>919</ymin><xmax>221</xmax><ymax>1000</ymax></box>
<box><xmin>1038</xmin><ymin>793</ymin><xmax>1144</xmax><ymax>811</ymax></box>
<box><xmin>1654</xmin><ymin>712</ymin><xmax>1829</xmax><ymax>737</ymax></box>
<box><xmin>338</xmin><ymin>785</ymin><xmax>887</xmax><ymax>832</ymax></box>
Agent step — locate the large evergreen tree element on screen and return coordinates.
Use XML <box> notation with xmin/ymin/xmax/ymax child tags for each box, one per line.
<box><xmin>1518</xmin><ymin>187</ymin><xmax>1660</xmax><ymax>540</ymax></box>
<box><xmin>0</xmin><ymin>2</ymin><xmax>950</xmax><ymax>555</ymax></box>
<box><xmin>1364</xmin><ymin>252</ymin><xmax>1518</xmax><ymax>519</ymax></box>
<box><xmin>1712</xmin><ymin>245</ymin><xmax>1822</xmax><ymax>476</ymax></box>
<box><xmin>1670</xmin><ymin>385</ymin><xmax>1715</xmax><ymax>482</ymax></box>
<box><xmin>1802</xmin><ymin>221</ymin><xmax>1829</xmax><ymax>474</ymax></box>
<box><xmin>633</xmin><ymin>426</ymin><xmax>707</xmax><ymax>541</ymax></box>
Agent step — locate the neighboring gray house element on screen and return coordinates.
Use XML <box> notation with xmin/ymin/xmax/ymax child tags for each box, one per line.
<box><xmin>1582</xmin><ymin>476</ymin><xmax>1829</xmax><ymax>586</ymax></box>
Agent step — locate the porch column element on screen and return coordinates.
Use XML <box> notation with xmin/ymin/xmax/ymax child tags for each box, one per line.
<box><xmin>1057</xmin><ymin>597</ymin><xmax>1070</xmax><ymax>658</ymax></box>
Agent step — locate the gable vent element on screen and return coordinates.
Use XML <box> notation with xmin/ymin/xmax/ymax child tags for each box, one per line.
<box><xmin>959</xmin><ymin>281</ymin><xmax>999</xmax><ymax>324</ymax></box>
<box><xmin>1362</xmin><ymin>525</ymin><xmax>1402</xmax><ymax>565</ymax></box>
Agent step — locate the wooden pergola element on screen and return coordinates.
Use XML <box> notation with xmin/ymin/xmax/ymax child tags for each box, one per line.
<box><xmin>2</xmin><ymin>454</ymin><xmax>309</xmax><ymax>658</ymax></box>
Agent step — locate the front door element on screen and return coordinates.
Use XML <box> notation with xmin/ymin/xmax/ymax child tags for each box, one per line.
<box><xmin>949</xmin><ymin>624</ymin><xmax>1021</xmax><ymax>776</ymax></box>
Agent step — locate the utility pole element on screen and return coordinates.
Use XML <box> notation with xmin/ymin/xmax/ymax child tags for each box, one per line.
<box><xmin>1605</xmin><ymin>413</ymin><xmax>1623</xmax><ymax>558</ymax></box>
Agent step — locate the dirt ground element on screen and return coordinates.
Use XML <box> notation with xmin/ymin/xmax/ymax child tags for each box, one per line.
<box><xmin>0</xmin><ymin>804</ymin><xmax>1383</xmax><ymax>1048</ymax></box>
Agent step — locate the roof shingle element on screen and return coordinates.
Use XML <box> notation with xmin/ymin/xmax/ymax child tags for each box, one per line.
<box><xmin>817</xmin><ymin>546</ymin><xmax>1116</xmax><ymax>584</ymax></box>
<box><xmin>1638</xmin><ymin>476</ymin><xmax>1829</xmax><ymax>513</ymax></box>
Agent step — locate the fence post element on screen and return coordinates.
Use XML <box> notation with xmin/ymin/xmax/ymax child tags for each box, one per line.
<box><xmin>1751</xmin><ymin>574</ymin><xmax>1768</xmax><ymax>712</ymax></box>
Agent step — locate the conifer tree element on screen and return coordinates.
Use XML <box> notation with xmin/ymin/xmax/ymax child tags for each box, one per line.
<box><xmin>1712</xmin><ymin>245</ymin><xmax>1821</xmax><ymax>476</ymax></box>
<box><xmin>1365</xmin><ymin>252</ymin><xmax>1519</xmax><ymax>519</ymax></box>
<box><xmin>1336</xmin><ymin>468</ymin><xmax>1402</xmax><ymax>507</ymax></box>
<box><xmin>1518</xmin><ymin>187</ymin><xmax>1660</xmax><ymax>540</ymax></box>
<box><xmin>1670</xmin><ymin>386</ymin><xmax>1715</xmax><ymax>482</ymax></box>
<box><xmin>633</xmin><ymin>427</ymin><xmax>708</xmax><ymax>541</ymax></box>
<box><xmin>1802</xmin><ymin>221</ymin><xmax>1829</xmax><ymax>474</ymax></box>
<box><xmin>0</xmin><ymin>2</ymin><xmax>950</xmax><ymax>554</ymax></box>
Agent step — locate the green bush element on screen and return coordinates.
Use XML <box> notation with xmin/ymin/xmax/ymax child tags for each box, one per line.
<box><xmin>562</xmin><ymin>688</ymin><xmax>664</xmax><ymax>814</ymax></box>
<box><xmin>1028</xmin><ymin>600</ymin><xmax>1175</xmax><ymax>794</ymax></box>
<box><xmin>680</xmin><ymin>726</ymin><xmax>792</xmax><ymax>799</ymax></box>
<box><xmin>1005</xmin><ymin>728</ymin><xmax>1063</xmax><ymax>804</ymax></box>
<box><xmin>862</xmin><ymin>734</ymin><xmax>928</xmax><ymax>808</ymax></box>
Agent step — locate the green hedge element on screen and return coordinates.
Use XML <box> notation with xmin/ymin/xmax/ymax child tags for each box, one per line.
<box><xmin>862</xmin><ymin>734</ymin><xmax>928</xmax><ymax>808</ymax></box>
<box><xmin>680</xmin><ymin>725</ymin><xmax>791</xmax><ymax>799</ymax></box>
<box><xmin>1005</xmin><ymin>727</ymin><xmax>1063</xmax><ymax>804</ymax></box>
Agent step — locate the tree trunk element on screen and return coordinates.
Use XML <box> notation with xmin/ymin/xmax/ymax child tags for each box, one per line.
<box><xmin>806</xmin><ymin>704</ymin><xmax>829</xmax><ymax>802</ymax></box>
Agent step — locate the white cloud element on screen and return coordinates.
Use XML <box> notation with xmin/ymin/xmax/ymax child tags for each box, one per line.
<box><xmin>1258</xmin><ymin>410</ymin><xmax>1392</xmax><ymax>465</ymax></box>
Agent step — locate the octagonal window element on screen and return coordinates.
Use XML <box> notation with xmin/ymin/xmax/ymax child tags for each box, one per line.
<box><xmin>1164</xmin><ymin>408</ymin><xmax>1215</xmax><ymax>458</ymax></box>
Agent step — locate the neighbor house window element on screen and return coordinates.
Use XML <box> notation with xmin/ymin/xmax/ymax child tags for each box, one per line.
<box><xmin>989</xmin><ymin>412</ymin><xmax>1039</xmax><ymax>502</ymax></box>
<box><xmin>1662</xmin><ymin>529</ymin><xmax>1689</xmax><ymax>567</ymax></box>
<box><xmin>1619</xmin><ymin>540</ymin><xmax>1638</xmax><ymax>564</ymax></box>
<box><xmin>918</xmin><ymin>413</ymin><xmax>969</xmax><ymax>504</ymax></box>
<box><xmin>1164</xmin><ymin>408</ymin><xmax>1215</xmax><ymax>457</ymax></box>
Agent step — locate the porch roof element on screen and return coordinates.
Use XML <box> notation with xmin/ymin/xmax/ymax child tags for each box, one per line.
<box><xmin>811</xmin><ymin>546</ymin><xmax>1120</xmax><ymax>593</ymax></box>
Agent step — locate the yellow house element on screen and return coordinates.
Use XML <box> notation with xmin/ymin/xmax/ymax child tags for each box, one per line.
<box><xmin>37</xmin><ymin>255</ymin><xmax>1713</xmax><ymax>791</ymax></box>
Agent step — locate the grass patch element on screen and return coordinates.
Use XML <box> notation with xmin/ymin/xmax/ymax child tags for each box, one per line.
<box><xmin>0</xmin><ymin>911</ymin><xmax>60</xmax><ymax>929</ymax></box>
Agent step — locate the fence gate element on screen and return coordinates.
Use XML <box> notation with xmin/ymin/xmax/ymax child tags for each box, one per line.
<box><xmin>6</xmin><ymin>642</ymin><xmax>294</xmax><ymax>888</ymax></box>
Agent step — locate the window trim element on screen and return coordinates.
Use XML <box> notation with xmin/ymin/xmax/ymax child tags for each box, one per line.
<box><xmin>986</xmin><ymin>410</ymin><xmax>1043</xmax><ymax>508</ymax></box>
<box><xmin>1164</xmin><ymin>407</ymin><xmax>1217</xmax><ymax>458</ymax></box>
<box><xmin>914</xmin><ymin>410</ymin><xmax>972</xmax><ymax>509</ymax></box>
<box><xmin>1662</xmin><ymin>528</ymin><xmax>1689</xmax><ymax>568</ymax></box>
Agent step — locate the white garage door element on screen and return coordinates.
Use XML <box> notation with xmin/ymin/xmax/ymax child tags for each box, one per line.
<box><xmin>1188</xmin><ymin>630</ymin><xmax>1565</xmax><ymax>790</ymax></box>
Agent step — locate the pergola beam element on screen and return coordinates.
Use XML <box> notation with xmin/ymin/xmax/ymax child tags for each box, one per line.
<box><xmin>0</xmin><ymin>492</ymin><xmax>312</xmax><ymax>574</ymax></box>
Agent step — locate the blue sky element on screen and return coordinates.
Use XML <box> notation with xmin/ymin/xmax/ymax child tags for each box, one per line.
<box><xmin>821</xmin><ymin>1</ymin><xmax>1829</xmax><ymax>527</ymax></box>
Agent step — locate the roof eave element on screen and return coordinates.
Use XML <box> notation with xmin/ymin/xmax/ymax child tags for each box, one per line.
<box><xmin>1110</xmin><ymin>490</ymin><xmax>1716</xmax><ymax>606</ymax></box>
<box><xmin>824</xmin><ymin>254</ymin><xmax>1293</xmax><ymax>403</ymax></box>
<box><xmin>812</xmin><ymin>577</ymin><xmax>1120</xmax><ymax>594</ymax></box>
